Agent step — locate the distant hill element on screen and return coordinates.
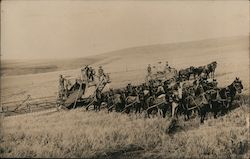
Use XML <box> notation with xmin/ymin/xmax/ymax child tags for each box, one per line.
<box><xmin>89</xmin><ymin>35</ymin><xmax>249</xmax><ymax>73</ymax></box>
<box><xmin>1</xmin><ymin>35</ymin><xmax>248</xmax><ymax>76</ymax></box>
<box><xmin>1</xmin><ymin>57</ymin><xmax>101</xmax><ymax>76</ymax></box>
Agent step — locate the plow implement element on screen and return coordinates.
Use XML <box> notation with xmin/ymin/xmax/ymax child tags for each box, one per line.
<box><xmin>1</xmin><ymin>96</ymin><xmax>57</xmax><ymax>117</ymax></box>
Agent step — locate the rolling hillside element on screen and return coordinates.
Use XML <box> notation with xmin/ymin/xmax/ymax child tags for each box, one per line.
<box><xmin>1</xmin><ymin>36</ymin><xmax>249</xmax><ymax>103</ymax></box>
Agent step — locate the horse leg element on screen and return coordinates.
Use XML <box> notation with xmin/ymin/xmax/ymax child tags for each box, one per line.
<box><xmin>199</xmin><ymin>106</ymin><xmax>205</xmax><ymax>123</ymax></box>
<box><xmin>158</xmin><ymin>108</ymin><xmax>163</xmax><ymax>118</ymax></box>
<box><xmin>172</xmin><ymin>103</ymin><xmax>177</xmax><ymax>118</ymax></box>
<box><xmin>214</xmin><ymin>110</ymin><xmax>217</xmax><ymax>118</ymax></box>
<box><xmin>147</xmin><ymin>109</ymin><xmax>151</xmax><ymax>118</ymax></box>
<box><xmin>213</xmin><ymin>103</ymin><xmax>218</xmax><ymax>118</ymax></box>
<box><xmin>200</xmin><ymin>114</ymin><xmax>204</xmax><ymax>123</ymax></box>
<box><xmin>98</xmin><ymin>103</ymin><xmax>101</xmax><ymax>111</ymax></box>
<box><xmin>139</xmin><ymin>103</ymin><xmax>143</xmax><ymax>113</ymax></box>
<box><xmin>96</xmin><ymin>102</ymin><xmax>99</xmax><ymax>111</ymax></box>
<box><xmin>162</xmin><ymin>108</ymin><xmax>167</xmax><ymax>118</ymax></box>
<box><xmin>127</xmin><ymin>108</ymin><xmax>130</xmax><ymax>114</ymax></box>
<box><xmin>136</xmin><ymin>104</ymin><xmax>140</xmax><ymax>114</ymax></box>
<box><xmin>175</xmin><ymin>107</ymin><xmax>179</xmax><ymax>119</ymax></box>
<box><xmin>162</xmin><ymin>110</ymin><xmax>166</xmax><ymax>118</ymax></box>
<box><xmin>187</xmin><ymin>111</ymin><xmax>190</xmax><ymax>120</ymax></box>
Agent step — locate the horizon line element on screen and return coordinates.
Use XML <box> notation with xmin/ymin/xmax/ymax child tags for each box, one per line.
<box><xmin>1</xmin><ymin>34</ymin><xmax>248</xmax><ymax>61</ymax></box>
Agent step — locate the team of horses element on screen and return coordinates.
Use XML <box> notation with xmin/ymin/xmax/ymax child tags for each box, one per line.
<box><xmin>88</xmin><ymin>61</ymin><xmax>243</xmax><ymax>123</ymax></box>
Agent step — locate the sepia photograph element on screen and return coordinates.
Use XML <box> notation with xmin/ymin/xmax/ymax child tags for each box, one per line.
<box><xmin>0</xmin><ymin>0</ymin><xmax>249</xmax><ymax>158</ymax></box>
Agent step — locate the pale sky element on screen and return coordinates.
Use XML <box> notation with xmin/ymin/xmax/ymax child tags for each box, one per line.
<box><xmin>1</xmin><ymin>0</ymin><xmax>249</xmax><ymax>60</ymax></box>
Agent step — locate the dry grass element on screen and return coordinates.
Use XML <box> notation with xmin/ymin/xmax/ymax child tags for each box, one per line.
<box><xmin>0</xmin><ymin>103</ymin><xmax>249</xmax><ymax>158</ymax></box>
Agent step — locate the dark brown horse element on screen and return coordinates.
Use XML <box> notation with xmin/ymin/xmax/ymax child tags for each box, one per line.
<box><xmin>210</xmin><ymin>77</ymin><xmax>243</xmax><ymax>118</ymax></box>
<box><xmin>146</xmin><ymin>94</ymin><xmax>172</xmax><ymax>118</ymax></box>
<box><xmin>206</xmin><ymin>61</ymin><xmax>217</xmax><ymax>78</ymax></box>
<box><xmin>193</xmin><ymin>66</ymin><xmax>205</xmax><ymax>79</ymax></box>
<box><xmin>184</xmin><ymin>92</ymin><xmax>210</xmax><ymax>123</ymax></box>
<box><xmin>178</xmin><ymin>67</ymin><xmax>193</xmax><ymax>81</ymax></box>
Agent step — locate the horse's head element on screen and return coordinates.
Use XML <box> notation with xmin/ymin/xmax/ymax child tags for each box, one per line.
<box><xmin>198</xmin><ymin>84</ymin><xmax>204</xmax><ymax>91</ymax></box>
<box><xmin>232</xmin><ymin>77</ymin><xmax>243</xmax><ymax>93</ymax></box>
<box><xmin>188</xmin><ymin>87</ymin><xmax>195</xmax><ymax>96</ymax></box>
<box><xmin>189</xmin><ymin>66</ymin><xmax>195</xmax><ymax>71</ymax></box>
<box><xmin>204</xmin><ymin>91</ymin><xmax>212</xmax><ymax>102</ymax></box>
<box><xmin>213</xmin><ymin>61</ymin><xmax>217</xmax><ymax>66</ymax></box>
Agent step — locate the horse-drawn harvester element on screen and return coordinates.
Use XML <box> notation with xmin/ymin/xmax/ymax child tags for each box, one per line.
<box><xmin>1</xmin><ymin>60</ymin><xmax>244</xmax><ymax>124</ymax></box>
<box><xmin>57</xmin><ymin>66</ymin><xmax>111</xmax><ymax>110</ymax></box>
<box><xmin>0</xmin><ymin>66</ymin><xmax>111</xmax><ymax>116</ymax></box>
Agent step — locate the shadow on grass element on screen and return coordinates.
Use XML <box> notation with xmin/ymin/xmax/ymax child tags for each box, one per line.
<box><xmin>91</xmin><ymin>144</ymin><xmax>145</xmax><ymax>159</ymax></box>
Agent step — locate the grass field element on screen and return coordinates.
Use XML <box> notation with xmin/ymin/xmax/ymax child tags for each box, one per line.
<box><xmin>0</xmin><ymin>36</ymin><xmax>249</xmax><ymax>158</ymax></box>
<box><xmin>0</xmin><ymin>103</ymin><xmax>249</xmax><ymax>158</ymax></box>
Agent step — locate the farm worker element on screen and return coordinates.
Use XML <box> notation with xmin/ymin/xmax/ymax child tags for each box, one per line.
<box><xmin>81</xmin><ymin>67</ymin><xmax>88</xmax><ymax>82</ymax></box>
<box><xmin>92</xmin><ymin>67</ymin><xmax>96</xmax><ymax>81</ymax></box>
<box><xmin>147</xmin><ymin>64</ymin><xmax>152</xmax><ymax>75</ymax></box>
<box><xmin>89</xmin><ymin>67</ymin><xmax>95</xmax><ymax>82</ymax></box>
<box><xmin>126</xmin><ymin>83</ymin><xmax>133</xmax><ymax>95</ymax></box>
<box><xmin>84</xmin><ymin>65</ymin><xmax>90</xmax><ymax>80</ymax></box>
<box><xmin>58</xmin><ymin>75</ymin><xmax>65</xmax><ymax>99</ymax></box>
<box><xmin>173</xmin><ymin>81</ymin><xmax>182</xmax><ymax>100</ymax></box>
<box><xmin>146</xmin><ymin>64</ymin><xmax>152</xmax><ymax>83</ymax></box>
<box><xmin>64</xmin><ymin>79</ymin><xmax>70</xmax><ymax>97</ymax></box>
<box><xmin>109</xmin><ymin>88</ymin><xmax>114</xmax><ymax>96</ymax></box>
<box><xmin>98</xmin><ymin>66</ymin><xmax>104</xmax><ymax>80</ymax></box>
<box><xmin>178</xmin><ymin>82</ymin><xmax>183</xmax><ymax>99</ymax></box>
<box><xmin>193</xmin><ymin>79</ymin><xmax>200</xmax><ymax>90</ymax></box>
<box><xmin>165</xmin><ymin>61</ymin><xmax>169</xmax><ymax>69</ymax></box>
<box><xmin>71</xmin><ymin>78</ymin><xmax>81</xmax><ymax>91</ymax></box>
<box><xmin>164</xmin><ymin>61</ymin><xmax>170</xmax><ymax>73</ymax></box>
<box><xmin>156</xmin><ymin>61</ymin><xmax>162</xmax><ymax>73</ymax></box>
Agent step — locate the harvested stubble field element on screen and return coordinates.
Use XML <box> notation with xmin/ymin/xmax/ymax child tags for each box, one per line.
<box><xmin>0</xmin><ymin>36</ymin><xmax>249</xmax><ymax>158</ymax></box>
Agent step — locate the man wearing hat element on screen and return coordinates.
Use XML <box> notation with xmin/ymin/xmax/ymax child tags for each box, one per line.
<box><xmin>84</xmin><ymin>65</ymin><xmax>90</xmax><ymax>80</ymax></box>
<box><xmin>98</xmin><ymin>66</ymin><xmax>104</xmax><ymax>80</ymax></box>
<box><xmin>126</xmin><ymin>83</ymin><xmax>133</xmax><ymax>95</ymax></box>
<box><xmin>200</xmin><ymin>69</ymin><xmax>208</xmax><ymax>81</ymax></box>
<box><xmin>81</xmin><ymin>65</ymin><xmax>89</xmax><ymax>82</ymax></box>
<box><xmin>164</xmin><ymin>61</ymin><xmax>169</xmax><ymax>73</ymax></box>
<box><xmin>89</xmin><ymin>66</ymin><xmax>95</xmax><ymax>82</ymax></box>
<box><xmin>147</xmin><ymin>64</ymin><xmax>152</xmax><ymax>76</ymax></box>
<box><xmin>58</xmin><ymin>75</ymin><xmax>65</xmax><ymax>100</ymax></box>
